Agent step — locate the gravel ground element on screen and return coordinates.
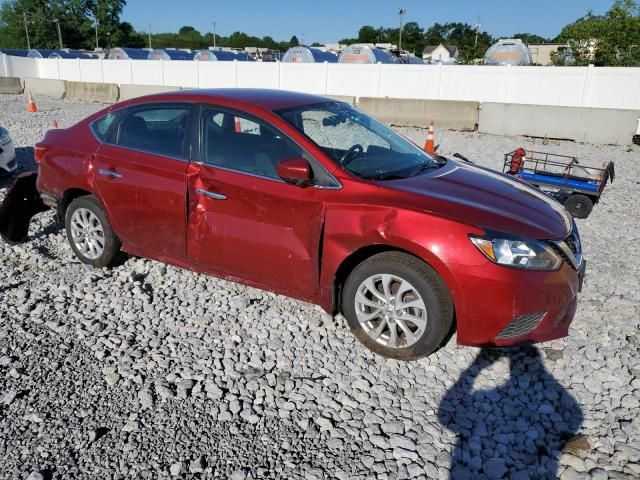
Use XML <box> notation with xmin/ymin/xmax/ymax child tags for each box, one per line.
<box><xmin>1</xmin><ymin>94</ymin><xmax>639</xmax><ymax>480</ymax></box>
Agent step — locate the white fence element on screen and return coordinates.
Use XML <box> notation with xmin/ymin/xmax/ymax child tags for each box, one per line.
<box><xmin>2</xmin><ymin>54</ymin><xmax>640</xmax><ymax>110</ymax></box>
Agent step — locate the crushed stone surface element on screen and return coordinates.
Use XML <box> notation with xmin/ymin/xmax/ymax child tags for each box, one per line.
<box><xmin>1</xmin><ymin>94</ymin><xmax>639</xmax><ymax>479</ymax></box>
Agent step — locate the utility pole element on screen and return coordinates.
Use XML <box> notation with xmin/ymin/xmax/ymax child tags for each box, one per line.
<box><xmin>53</xmin><ymin>19</ymin><xmax>63</xmax><ymax>50</ymax></box>
<box><xmin>212</xmin><ymin>21</ymin><xmax>216</xmax><ymax>48</ymax></box>
<box><xmin>398</xmin><ymin>8</ymin><xmax>406</xmax><ymax>52</ymax></box>
<box><xmin>474</xmin><ymin>17</ymin><xmax>481</xmax><ymax>61</ymax></box>
<box><xmin>94</xmin><ymin>17</ymin><xmax>99</xmax><ymax>50</ymax></box>
<box><xmin>23</xmin><ymin>12</ymin><xmax>31</xmax><ymax>50</ymax></box>
<box><xmin>148</xmin><ymin>24</ymin><xmax>152</xmax><ymax>49</ymax></box>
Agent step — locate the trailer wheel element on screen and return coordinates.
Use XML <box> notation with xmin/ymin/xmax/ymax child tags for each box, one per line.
<box><xmin>565</xmin><ymin>194</ymin><xmax>593</xmax><ymax>219</ymax></box>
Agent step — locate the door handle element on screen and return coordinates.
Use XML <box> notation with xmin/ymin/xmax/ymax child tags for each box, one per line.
<box><xmin>196</xmin><ymin>188</ymin><xmax>227</xmax><ymax>200</ymax></box>
<box><xmin>98</xmin><ymin>169</ymin><xmax>122</xmax><ymax>179</ymax></box>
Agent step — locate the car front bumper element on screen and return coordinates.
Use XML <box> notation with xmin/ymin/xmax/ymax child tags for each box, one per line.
<box><xmin>453</xmin><ymin>259</ymin><xmax>584</xmax><ymax>347</ymax></box>
<box><xmin>0</xmin><ymin>140</ymin><xmax>17</xmax><ymax>174</ymax></box>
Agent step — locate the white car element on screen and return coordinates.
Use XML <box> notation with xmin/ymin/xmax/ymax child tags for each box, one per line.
<box><xmin>0</xmin><ymin>126</ymin><xmax>17</xmax><ymax>175</ymax></box>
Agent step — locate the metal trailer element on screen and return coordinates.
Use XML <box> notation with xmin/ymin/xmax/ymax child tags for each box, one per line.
<box><xmin>194</xmin><ymin>49</ymin><xmax>254</xmax><ymax>61</ymax></box>
<box><xmin>48</xmin><ymin>50</ymin><xmax>96</xmax><ymax>59</ymax></box>
<box><xmin>148</xmin><ymin>49</ymin><xmax>193</xmax><ymax>60</ymax></box>
<box><xmin>255</xmin><ymin>49</ymin><xmax>282</xmax><ymax>62</ymax></box>
<box><xmin>396</xmin><ymin>53</ymin><xmax>424</xmax><ymax>64</ymax></box>
<box><xmin>107</xmin><ymin>48</ymin><xmax>152</xmax><ymax>60</ymax></box>
<box><xmin>503</xmin><ymin>149</ymin><xmax>615</xmax><ymax>219</ymax></box>
<box><xmin>281</xmin><ymin>46</ymin><xmax>338</xmax><ymax>63</ymax></box>
<box><xmin>485</xmin><ymin>39</ymin><xmax>533</xmax><ymax>66</ymax></box>
<box><xmin>0</xmin><ymin>49</ymin><xmax>30</xmax><ymax>57</ymax></box>
<box><xmin>338</xmin><ymin>44</ymin><xmax>397</xmax><ymax>64</ymax></box>
<box><xmin>27</xmin><ymin>49</ymin><xmax>56</xmax><ymax>59</ymax></box>
<box><xmin>428</xmin><ymin>58</ymin><xmax>457</xmax><ymax>65</ymax></box>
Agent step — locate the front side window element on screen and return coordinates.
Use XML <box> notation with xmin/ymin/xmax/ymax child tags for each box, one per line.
<box><xmin>117</xmin><ymin>105</ymin><xmax>191</xmax><ymax>158</ymax></box>
<box><xmin>201</xmin><ymin>107</ymin><xmax>336</xmax><ymax>184</ymax></box>
<box><xmin>276</xmin><ymin>102</ymin><xmax>441</xmax><ymax>180</ymax></box>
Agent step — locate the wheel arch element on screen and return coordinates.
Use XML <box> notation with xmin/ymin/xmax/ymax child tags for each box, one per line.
<box><xmin>331</xmin><ymin>244</ymin><xmax>456</xmax><ymax>317</ymax></box>
<box><xmin>57</xmin><ymin>188</ymin><xmax>93</xmax><ymax>224</ymax></box>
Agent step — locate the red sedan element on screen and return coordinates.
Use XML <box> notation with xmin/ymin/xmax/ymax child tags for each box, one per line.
<box><xmin>0</xmin><ymin>89</ymin><xmax>586</xmax><ymax>360</ymax></box>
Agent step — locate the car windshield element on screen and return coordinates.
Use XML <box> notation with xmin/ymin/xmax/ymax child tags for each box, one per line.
<box><xmin>275</xmin><ymin>102</ymin><xmax>440</xmax><ymax>180</ymax></box>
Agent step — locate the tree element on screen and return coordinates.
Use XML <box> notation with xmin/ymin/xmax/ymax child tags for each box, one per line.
<box><xmin>0</xmin><ymin>0</ymin><xmax>136</xmax><ymax>50</ymax></box>
<box><xmin>554</xmin><ymin>0</ymin><xmax>640</xmax><ymax>65</ymax></box>
<box><xmin>513</xmin><ymin>33</ymin><xmax>550</xmax><ymax>45</ymax></box>
<box><xmin>288</xmin><ymin>35</ymin><xmax>299</xmax><ymax>47</ymax></box>
<box><xmin>87</xmin><ymin>0</ymin><xmax>127</xmax><ymax>49</ymax></box>
<box><xmin>423</xmin><ymin>22</ymin><xmax>492</xmax><ymax>62</ymax></box>
<box><xmin>110</xmin><ymin>21</ymin><xmax>144</xmax><ymax>48</ymax></box>
<box><xmin>400</xmin><ymin>22</ymin><xmax>424</xmax><ymax>53</ymax></box>
<box><xmin>338</xmin><ymin>36</ymin><xmax>358</xmax><ymax>45</ymax></box>
<box><xmin>358</xmin><ymin>25</ymin><xmax>378</xmax><ymax>43</ymax></box>
<box><xmin>178</xmin><ymin>25</ymin><xmax>197</xmax><ymax>36</ymax></box>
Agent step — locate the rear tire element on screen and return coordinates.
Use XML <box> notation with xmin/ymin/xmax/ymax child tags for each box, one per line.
<box><xmin>564</xmin><ymin>194</ymin><xmax>593</xmax><ymax>219</ymax></box>
<box><xmin>65</xmin><ymin>195</ymin><xmax>121</xmax><ymax>267</ymax></box>
<box><xmin>341</xmin><ymin>252</ymin><xmax>454</xmax><ymax>361</ymax></box>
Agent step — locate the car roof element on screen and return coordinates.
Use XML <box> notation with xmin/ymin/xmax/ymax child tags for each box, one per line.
<box><xmin>149</xmin><ymin>88</ymin><xmax>335</xmax><ymax>111</ymax></box>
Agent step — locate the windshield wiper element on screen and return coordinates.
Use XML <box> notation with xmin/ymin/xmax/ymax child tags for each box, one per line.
<box><xmin>364</xmin><ymin>173</ymin><xmax>406</xmax><ymax>181</ymax></box>
<box><xmin>411</xmin><ymin>158</ymin><xmax>446</xmax><ymax>177</ymax></box>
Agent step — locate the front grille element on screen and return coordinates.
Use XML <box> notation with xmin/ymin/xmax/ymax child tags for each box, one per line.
<box><xmin>495</xmin><ymin>312</ymin><xmax>546</xmax><ymax>339</ymax></box>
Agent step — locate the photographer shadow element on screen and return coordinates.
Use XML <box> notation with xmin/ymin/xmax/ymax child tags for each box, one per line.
<box><xmin>438</xmin><ymin>347</ymin><xmax>583</xmax><ymax>479</ymax></box>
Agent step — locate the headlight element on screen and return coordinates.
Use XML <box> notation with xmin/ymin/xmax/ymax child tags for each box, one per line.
<box><xmin>470</xmin><ymin>234</ymin><xmax>562</xmax><ymax>270</ymax></box>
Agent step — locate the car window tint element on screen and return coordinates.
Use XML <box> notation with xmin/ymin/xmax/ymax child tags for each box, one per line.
<box><xmin>118</xmin><ymin>106</ymin><xmax>190</xmax><ymax>158</ymax></box>
<box><xmin>201</xmin><ymin>109</ymin><xmax>302</xmax><ymax>180</ymax></box>
<box><xmin>92</xmin><ymin>112</ymin><xmax>118</xmax><ymax>141</ymax></box>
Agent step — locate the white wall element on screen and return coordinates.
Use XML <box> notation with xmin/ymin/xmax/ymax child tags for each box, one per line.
<box><xmin>2</xmin><ymin>54</ymin><xmax>640</xmax><ymax>110</ymax></box>
<box><xmin>1</xmin><ymin>54</ymin><xmax>38</xmax><ymax>79</ymax></box>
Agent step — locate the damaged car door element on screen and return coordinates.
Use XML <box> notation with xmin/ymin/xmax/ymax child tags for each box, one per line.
<box><xmin>186</xmin><ymin>106</ymin><xmax>329</xmax><ymax>296</ymax></box>
<box><xmin>92</xmin><ymin>104</ymin><xmax>192</xmax><ymax>259</ymax></box>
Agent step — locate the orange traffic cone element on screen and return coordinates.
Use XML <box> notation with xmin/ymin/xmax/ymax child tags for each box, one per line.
<box><xmin>51</xmin><ymin>118</ymin><xmax>59</xmax><ymax>129</ymax></box>
<box><xmin>234</xmin><ymin>116</ymin><xmax>242</xmax><ymax>133</ymax></box>
<box><xmin>27</xmin><ymin>91</ymin><xmax>38</xmax><ymax>112</ymax></box>
<box><xmin>424</xmin><ymin>121</ymin><xmax>435</xmax><ymax>154</ymax></box>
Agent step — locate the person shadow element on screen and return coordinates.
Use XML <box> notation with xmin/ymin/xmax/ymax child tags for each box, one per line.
<box><xmin>438</xmin><ymin>346</ymin><xmax>583</xmax><ymax>480</ymax></box>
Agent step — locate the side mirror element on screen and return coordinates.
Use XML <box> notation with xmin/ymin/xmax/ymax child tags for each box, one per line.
<box><xmin>276</xmin><ymin>157</ymin><xmax>312</xmax><ymax>186</ymax></box>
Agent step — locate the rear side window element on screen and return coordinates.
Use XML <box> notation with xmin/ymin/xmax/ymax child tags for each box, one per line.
<box><xmin>92</xmin><ymin>112</ymin><xmax>119</xmax><ymax>141</ymax></box>
<box><xmin>117</xmin><ymin>105</ymin><xmax>191</xmax><ymax>159</ymax></box>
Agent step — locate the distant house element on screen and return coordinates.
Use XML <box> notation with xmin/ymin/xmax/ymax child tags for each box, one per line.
<box><xmin>422</xmin><ymin>44</ymin><xmax>458</xmax><ymax>64</ymax></box>
<box><xmin>528</xmin><ymin>44</ymin><xmax>568</xmax><ymax>66</ymax></box>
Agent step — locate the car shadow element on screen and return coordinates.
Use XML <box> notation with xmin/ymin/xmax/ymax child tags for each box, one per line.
<box><xmin>437</xmin><ymin>346</ymin><xmax>583</xmax><ymax>479</ymax></box>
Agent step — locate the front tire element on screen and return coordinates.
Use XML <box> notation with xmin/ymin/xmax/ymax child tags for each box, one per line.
<box><xmin>65</xmin><ymin>195</ymin><xmax>121</xmax><ymax>267</ymax></box>
<box><xmin>341</xmin><ymin>252</ymin><xmax>454</xmax><ymax>361</ymax></box>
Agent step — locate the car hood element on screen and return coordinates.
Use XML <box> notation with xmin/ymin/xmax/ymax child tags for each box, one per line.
<box><xmin>379</xmin><ymin>160</ymin><xmax>572</xmax><ymax>240</ymax></box>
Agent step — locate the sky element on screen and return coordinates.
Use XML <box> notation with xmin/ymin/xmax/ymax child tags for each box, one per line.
<box><xmin>122</xmin><ymin>0</ymin><xmax>615</xmax><ymax>43</ymax></box>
